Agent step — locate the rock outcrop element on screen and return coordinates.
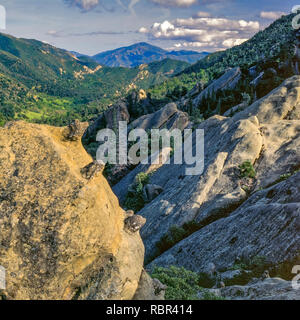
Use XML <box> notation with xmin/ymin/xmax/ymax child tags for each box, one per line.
<box><xmin>203</xmin><ymin>278</ymin><xmax>300</xmax><ymax>300</ymax></box>
<box><xmin>112</xmin><ymin>76</ymin><xmax>300</xmax><ymax>270</ymax></box>
<box><xmin>133</xmin><ymin>270</ymin><xmax>166</xmax><ymax>300</ymax></box>
<box><xmin>192</xmin><ymin>67</ymin><xmax>242</xmax><ymax>108</ymax></box>
<box><xmin>83</xmin><ymin>100</ymin><xmax>130</xmax><ymax>141</ymax></box>
<box><xmin>148</xmin><ymin>172</ymin><xmax>300</xmax><ymax>276</ymax></box>
<box><xmin>129</xmin><ymin>103</ymin><xmax>189</xmax><ymax>132</ymax></box>
<box><xmin>0</xmin><ymin>121</ymin><xmax>145</xmax><ymax>300</ymax></box>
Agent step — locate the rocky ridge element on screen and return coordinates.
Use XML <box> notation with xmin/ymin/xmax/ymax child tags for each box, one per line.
<box><xmin>112</xmin><ymin>76</ymin><xmax>300</xmax><ymax>282</ymax></box>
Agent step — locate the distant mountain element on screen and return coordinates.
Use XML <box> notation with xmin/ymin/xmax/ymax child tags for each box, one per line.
<box><xmin>92</xmin><ymin>42</ymin><xmax>209</xmax><ymax>67</ymax></box>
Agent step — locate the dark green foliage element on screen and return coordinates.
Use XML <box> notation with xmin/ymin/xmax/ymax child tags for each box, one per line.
<box><xmin>239</xmin><ymin>161</ymin><xmax>256</xmax><ymax>179</ymax></box>
<box><xmin>231</xmin><ymin>256</ymin><xmax>268</xmax><ymax>279</ymax></box>
<box><xmin>151</xmin><ymin>266</ymin><xmax>202</xmax><ymax>300</ymax></box>
<box><xmin>135</xmin><ymin>172</ymin><xmax>150</xmax><ymax>192</ymax></box>
<box><xmin>151</xmin><ymin>266</ymin><xmax>224</xmax><ymax>300</ymax></box>
<box><xmin>124</xmin><ymin>172</ymin><xmax>150</xmax><ymax>212</ymax></box>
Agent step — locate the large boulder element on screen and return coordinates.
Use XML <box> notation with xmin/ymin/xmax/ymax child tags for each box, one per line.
<box><xmin>104</xmin><ymin>100</ymin><xmax>130</xmax><ymax>131</ymax></box>
<box><xmin>0</xmin><ymin>121</ymin><xmax>145</xmax><ymax>300</ymax></box>
<box><xmin>83</xmin><ymin>99</ymin><xmax>130</xmax><ymax>141</ymax></box>
<box><xmin>129</xmin><ymin>103</ymin><xmax>189</xmax><ymax>132</ymax></box>
<box><xmin>234</xmin><ymin>75</ymin><xmax>300</xmax><ymax>123</ymax></box>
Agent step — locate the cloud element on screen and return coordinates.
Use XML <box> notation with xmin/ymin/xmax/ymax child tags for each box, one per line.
<box><xmin>129</xmin><ymin>0</ymin><xmax>140</xmax><ymax>15</ymax></box>
<box><xmin>222</xmin><ymin>38</ymin><xmax>248</xmax><ymax>47</ymax></box>
<box><xmin>47</xmin><ymin>29</ymin><xmax>130</xmax><ymax>38</ymax></box>
<box><xmin>64</xmin><ymin>0</ymin><xmax>99</xmax><ymax>10</ymax></box>
<box><xmin>193</xmin><ymin>11</ymin><xmax>211</xmax><ymax>18</ymax></box>
<box><xmin>149</xmin><ymin>0</ymin><xmax>197</xmax><ymax>7</ymax></box>
<box><xmin>139</xmin><ymin>16</ymin><xmax>259</xmax><ymax>51</ymax></box>
<box><xmin>260</xmin><ymin>11</ymin><xmax>285</xmax><ymax>20</ymax></box>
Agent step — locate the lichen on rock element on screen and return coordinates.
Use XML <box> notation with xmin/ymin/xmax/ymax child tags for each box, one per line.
<box><xmin>0</xmin><ymin>121</ymin><xmax>145</xmax><ymax>300</ymax></box>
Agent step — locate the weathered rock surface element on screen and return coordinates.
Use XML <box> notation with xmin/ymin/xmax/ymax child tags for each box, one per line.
<box><xmin>133</xmin><ymin>270</ymin><xmax>166</xmax><ymax>300</ymax></box>
<box><xmin>113</xmin><ymin>76</ymin><xmax>300</xmax><ymax>265</ymax></box>
<box><xmin>148</xmin><ymin>172</ymin><xmax>300</xmax><ymax>276</ymax></box>
<box><xmin>143</xmin><ymin>184</ymin><xmax>164</xmax><ymax>203</ymax></box>
<box><xmin>113</xmin><ymin>147</ymin><xmax>173</xmax><ymax>203</ymax></box>
<box><xmin>0</xmin><ymin>121</ymin><xmax>145</xmax><ymax>300</ymax></box>
<box><xmin>104</xmin><ymin>100</ymin><xmax>130</xmax><ymax>131</ymax></box>
<box><xmin>129</xmin><ymin>102</ymin><xmax>189</xmax><ymax>132</ymax></box>
<box><xmin>84</xmin><ymin>100</ymin><xmax>130</xmax><ymax>141</ymax></box>
<box><xmin>220</xmin><ymin>278</ymin><xmax>299</xmax><ymax>300</ymax></box>
<box><xmin>234</xmin><ymin>76</ymin><xmax>300</xmax><ymax>123</ymax></box>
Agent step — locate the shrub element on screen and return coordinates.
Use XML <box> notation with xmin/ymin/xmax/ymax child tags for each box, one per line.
<box><xmin>230</xmin><ymin>255</ymin><xmax>268</xmax><ymax>278</ymax></box>
<box><xmin>124</xmin><ymin>172</ymin><xmax>150</xmax><ymax>212</ymax></box>
<box><xmin>135</xmin><ymin>172</ymin><xmax>150</xmax><ymax>193</ymax></box>
<box><xmin>151</xmin><ymin>266</ymin><xmax>224</xmax><ymax>300</ymax></box>
<box><xmin>151</xmin><ymin>266</ymin><xmax>201</xmax><ymax>300</ymax></box>
<box><xmin>239</xmin><ymin>161</ymin><xmax>256</xmax><ymax>179</ymax></box>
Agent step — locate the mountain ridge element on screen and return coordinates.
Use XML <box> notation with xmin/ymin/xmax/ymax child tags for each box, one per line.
<box><xmin>91</xmin><ymin>42</ymin><xmax>209</xmax><ymax>67</ymax></box>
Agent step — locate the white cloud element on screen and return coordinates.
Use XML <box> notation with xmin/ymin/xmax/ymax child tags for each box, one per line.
<box><xmin>65</xmin><ymin>0</ymin><xmax>99</xmax><ymax>10</ymax></box>
<box><xmin>149</xmin><ymin>0</ymin><xmax>197</xmax><ymax>7</ymax></box>
<box><xmin>193</xmin><ymin>11</ymin><xmax>211</xmax><ymax>18</ymax></box>
<box><xmin>139</xmin><ymin>15</ymin><xmax>259</xmax><ymax>51</ymax></box>
<box><xmin>222</xmin><ymin>38</ymin><xmax>248</xmax><ymax>47</ymax></box>
<box><xmin>260</xmin><ymin>11</ymin><xmax>285</xmax><ymax>20</ymax></box>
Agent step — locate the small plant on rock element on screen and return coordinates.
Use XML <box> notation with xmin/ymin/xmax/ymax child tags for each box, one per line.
<box><xmin>239</xmin><ymin>161</ymin><xmax>256</xmax><ymax>179</ymax></box>
<box><xmin>124</xmin><ymin>172</ymin><xmax>150</xmax><ymax>212</ymax></box>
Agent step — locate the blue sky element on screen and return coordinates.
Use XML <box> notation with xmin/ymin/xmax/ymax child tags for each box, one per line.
<box><xmin>0</xmin><ymin>0</ymin><xmax>297</xmax><ymax>55</ymax></box>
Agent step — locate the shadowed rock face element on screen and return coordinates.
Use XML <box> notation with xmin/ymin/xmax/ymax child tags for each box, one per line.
<box><xmin>148</xmin><ymin>172</ymin><xmax>300</xmax><ymax>275</ymax></box>
<box><xmin>192</xmin><ymin>67</ymin><xmax>242</xmax><ymax>108</ymax></box>
<box><xmin>216</xmin><ymin>278</ymin><xmax>300</xmax><ymax>300</ymax></box>
<box><xmin>0</xmin><ymin>121</ymin><xmax>144</xmax><ymax>300</ymax></box>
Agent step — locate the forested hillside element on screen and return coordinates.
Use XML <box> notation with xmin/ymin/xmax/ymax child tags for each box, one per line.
<box><xmin>0</xmin><ymin>33</ymin><xmax>190</xmax><ymax>126</ymax></box>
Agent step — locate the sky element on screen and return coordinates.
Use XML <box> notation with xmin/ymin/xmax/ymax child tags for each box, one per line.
<box><xmin>0</xmin><ymin>0</ymin><xmax>297</xmax><ymax>55</ymax></box>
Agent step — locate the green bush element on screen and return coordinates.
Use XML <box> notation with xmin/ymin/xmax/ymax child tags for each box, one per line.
<box><xmin>151</xmin><ymin>266</ymin><xmax>224</xmax><ymax>300</ymax></box>
<box><xmin>231</xmin><ymin>255</ymin><xmax>268</xmax><ymax>278</ymax></box>
<box><xmin>124</xmin><ymin>172</ymin><xmax>150</xmax><ymax>212</ymax></box>
<box><xmin>151</xmin><ymin>266</ymin><xmax>201</xmax><ymax>300</ymax></box>
<box><xmin>239</xmin><ymin>161</ymin><xmax>256</xmax><ymax>179</ymax></box>
<box><xmin>135</xmin><ymin>172</ymin><xmax>150</xmax><ymax>193</ymax></box>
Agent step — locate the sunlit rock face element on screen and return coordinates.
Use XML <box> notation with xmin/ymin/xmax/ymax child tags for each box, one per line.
<box><xmin>0</xmin><ymin>121</ymin><xmax>145</xmax><ymax>300</ymax></box>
